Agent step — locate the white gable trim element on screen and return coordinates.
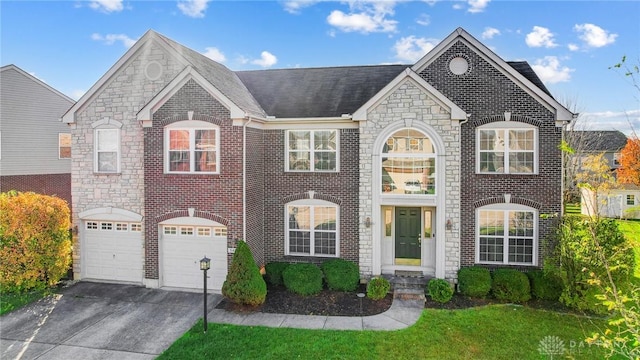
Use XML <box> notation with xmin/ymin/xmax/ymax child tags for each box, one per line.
<box><xmin>137</xmin><ymin>66</ymin><xmax>248</xmax><ymax>126</ymax></box>
<box><xmin>62</xmin><ymin>30</ymin><xmax>190</xmax><ymax>124</ymax></box>
<box><xmin>411</xmin><ymin>27</ymin><xmax>573</xmax><ymax>122</ymax></box>
<box><xmin>352</xmin><ymin>68</ymin><xmax>467</xmax><ymax>121</ymax></box>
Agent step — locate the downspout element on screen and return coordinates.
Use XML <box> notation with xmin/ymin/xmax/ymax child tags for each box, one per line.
<box><xmin>242</xmin><ymin>115</ymin><xmax>253</xmax><ymax>241</ymax></box>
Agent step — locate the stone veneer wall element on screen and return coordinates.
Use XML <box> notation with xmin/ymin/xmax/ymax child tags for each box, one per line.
<box><xmin>359</xmin><ymin>78</ymin><xmax>461</xmax><ymax>280</ymax></box>
<box><xmin>70</xmin><ymin>42</ymin><xmax>185</xmax><ymax>277</ymax></box>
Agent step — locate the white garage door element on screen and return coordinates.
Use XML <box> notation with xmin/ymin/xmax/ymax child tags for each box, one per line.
<box><xmin>84</xmin><ymin>221</ymin><xmax>143</xmax><ymax>283</ymax></box>
<box><xmin>161</xmin><ymin>225</ymin><xmax>228</xmax><ymax>291</ymax></box>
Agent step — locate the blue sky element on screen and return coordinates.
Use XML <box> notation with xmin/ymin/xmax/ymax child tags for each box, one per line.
<box><xmin>2</xmin><ymin>1</ymin><xmax>639</xmax><ymax>133</ymax></box>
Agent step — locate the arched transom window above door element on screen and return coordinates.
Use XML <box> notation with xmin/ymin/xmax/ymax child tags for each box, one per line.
<box><xmin>381</xmin><ymin>128</ymin><xmax>436</xmax><ymax>195</ymax></box>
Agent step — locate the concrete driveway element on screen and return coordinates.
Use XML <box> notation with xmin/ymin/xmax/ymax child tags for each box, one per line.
<box><xmin>1</xmin><ymin>282</ymin><xmax>221</xmax><ymax>360</ymax></box>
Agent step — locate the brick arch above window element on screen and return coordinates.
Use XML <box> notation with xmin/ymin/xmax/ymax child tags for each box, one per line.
<box><xmin>280</xmin><ymin>192</ymin><xmax>341</xmax><ymax>206</ymax></box>
<box><xmin>159</xmin><ymin>113</ymin><xmax>225</xmax><ymax>127</ymax></box>
<box><xmin>473</xmin><ymin>114</ymin><xmax>542</xmax><ymax>128</ymax></box>
<box><xmin>155</xmin><ymin>209</ymin><xmax>229</xmax><ymax>226</ymax></box>
<box><xmin>474</xmin><ymin>196</ymin><xmax>542</xmax><ymax>210</ymax></box>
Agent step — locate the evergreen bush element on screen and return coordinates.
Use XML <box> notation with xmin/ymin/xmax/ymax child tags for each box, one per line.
<box><xmin>264</xmin><ymin>262</ymin><xmax>289</xmax><ymax>286</ymax></box>
<box><xmin>282</xmin><ymin>263</ymin><xmax>323</xmax><ymax>296</ymax></box>
<box><xmin>527</xmin><ymin>270</ymin><xmax>562</xmax><ymax>301</ymax></box>
<box><xmin>427</xmin><ymin>278</ymin><xmax>454</xmax><ymax>303</ymax></box>
<box><xmin>221</xmin><ymin>241</ymin><xmax>267</xmax><ymax>306</ymax></box>
<box><xmin>366</xmin><ymin>277</ymin><xmax>390</xmax><ymax>300</ymax></box>
<box><xmin>491</xmin><ymin>268</ymin><xmax>531</xmax><ymax>303</ymax></box>
<box><xmin>320</xmin><ymin>259</ymin><xmax>360</xmax><ymax>291</ymax></box>
<box><xmin>458</xmin><ymin>266</ymin><xmax>492</xmax><ymax>298</ymax></box>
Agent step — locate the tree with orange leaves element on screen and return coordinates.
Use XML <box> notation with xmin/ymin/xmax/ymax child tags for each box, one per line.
<box><xmin>617</xmin><ymin>137</ymin><xmax>640</xmax><ymax>186</ymax></box>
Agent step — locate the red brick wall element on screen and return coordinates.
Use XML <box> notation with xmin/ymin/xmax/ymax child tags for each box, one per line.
<box><xmin>1</xmin><ymin>173</ymin><xmax>71</xmax><ymax>210</ymax></box>
<box><xmin>262</xmin><ymin>128</ymin><xmax>360</xmax><ymax>265</ymax></box>
<box><xmin>419</xmin><ymin>41</ymin><xmax>562</xmax><ymax>268</ymax></box>
<box><xmin>144</xmin><ymin>79</ymin><xmax>243</xmax><ymax>279</ymax></box>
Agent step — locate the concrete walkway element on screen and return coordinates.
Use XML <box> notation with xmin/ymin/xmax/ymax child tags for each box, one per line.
<box><xmin>208</xmin><ymin>297</ymin><xmax>424</xmax><ymax>331</ymax></box>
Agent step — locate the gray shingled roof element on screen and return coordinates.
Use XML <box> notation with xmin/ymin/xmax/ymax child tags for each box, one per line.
<box><xmin>571</xmin><ymin>130</ymin><xmax>629</xmax><ymax>152</ymax></box>
<box><xmin>236</xmin><ymin>65</ymin><xmax>408</xmax><ymax>118</ymax></box>
<box><xmin>154</xmin><ymin>32</ymin><xmax>266</xmax><ymax>118</ymax></box>
<box><xmin>506</xmin><ymin>61</ymin><xmax>552</xmax><ymax>96</ymax></box>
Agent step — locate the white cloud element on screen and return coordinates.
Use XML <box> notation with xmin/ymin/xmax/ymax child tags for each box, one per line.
<box><xmin>282</xmin><ymin>0</ymin><xmax>319</xmax><ymax>14</ymax></box>
<box><xmin>177</xmin><ymin>0</ymin><xmax>210</xmax><ymax>18</ymax></box>
<box><xmin>482</xmin><ymin>27</ymin><xmax>500</xmax><ymax>39</ymax></box>
<box><xmin>91</xmin><ymin>33</ymin><xmax>137</xmax><ymax>48</ymax></box>
<box><xmin>326</xmin><ymin>1</ymin><xmax>398</xmax><ymax>34</ymax></box>
<box><xmin>580</xmin><ymin>110</ymin><xmax>640</xmax><ymax>136</ymax></box>
<box><xmin>203</xmin><ymin>47</ymin><xmax>226</xmax><ymax>63</ymax></box>
<box><xmin>574</xmin><ymin>23</ymin><xmax>617</xmax><ymax>48</ymax></box>
<box><xmin>525</xmin><ymin>26</ymin><xmax>558</xmax><ymax>48</ymax></box>
<box><xmin>467</xmin><ymin>0</ymin><xmax>490</xmax><ymax>13</ymax></box>
<box><xmin>416</xmin><ymin>14</ymin><xmax>430</xmax><ymax>26</ymax></box>
<box><xmin>531</xmin><ymin>56</ymin><xmax>573</xmax><ymax>84</ymax></box>
<box><xmin>393</xmin><ymin>36</ymin><xmax>438</xmax><ymax>62</ymax></box>
<box><xmin>71</xmin><ymin>89</ymin><xmax>86</xmax><ymax>100</ymax></box>
<box><xmin>568</xmin><ymin>43</ymin><xmax>579</xmax><ymax>51</ymax></box>
<box><xmin>251</xmin><ymin>51</ymin><xmax>278</xmax><ymax>68</ymax></box>
<box><xmin>89</xmin><ymin>0</ymin><xmax>123</xmax><ymax>13</ymax></box>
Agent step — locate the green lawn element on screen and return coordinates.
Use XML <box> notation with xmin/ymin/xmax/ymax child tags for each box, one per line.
<box><xmin>616</xmin><ymin>219</ymin><xmax>640</xmax><ymax>281</ymax></box>
<box><xmin>159</xmin><ymin>306</ymin><xmax>608</xmax><ymax>360</ymax></box>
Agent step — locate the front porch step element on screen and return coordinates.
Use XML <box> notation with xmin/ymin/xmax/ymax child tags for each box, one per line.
<box><xmin>393</xmin><ymin>288</ymin><xmax>426</xmax><ymax>303</ymax></box>
<box><xmin>382</xmin><ymin>273</ymin><xmax>432</xmax><ymax>290</ymax></box>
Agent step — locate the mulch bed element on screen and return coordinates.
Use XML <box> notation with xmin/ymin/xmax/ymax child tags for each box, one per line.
<box><xmin>216</xmin><ymin>284</ymin><xmax>393</xmax><ymax>316</ymax></box>
<box><xmin>216</xmin><ymin>284</ymin><xmax>576</xmax><ymax>316</ymax></box>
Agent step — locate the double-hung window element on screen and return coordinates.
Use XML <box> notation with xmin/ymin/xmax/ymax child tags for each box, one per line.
<box><xmin>95</xmin><ymin>129</ymin><xmax>120</xmax><ymax>173</ymax></box>
<box><xmin>286</xmin><ymin>200</ymin><xmax>339</xmax><ymax>257</ymax></box>
<box><xmin>286</xmin><ymin>130</ymin><xmax>338</xmax><ymax>172</ymax></box>
<box><xmin>165</xmin><ymin>121</ymin><xmax>219</xmax><ymax>174</ymax></box>
<box><xmin>477</xmin><ymin>122</ymin><xmax>537</xmax><ymax>174</ymax></box>
<box><xmin>476</xmin><ymin>204</ymin><xmax>537</xmax><ymax>265</ymax></box>
<box><xmin>627</xmin><ymin>195</ymin><xmax>636</xmax><ymax>206</ymax></box>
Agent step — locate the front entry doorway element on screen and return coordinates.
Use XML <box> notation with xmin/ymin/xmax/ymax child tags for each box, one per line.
<box><xmin>395</xmin><ymin>207</ymin><xmax>421</xmax><ymax>265</ymax></box>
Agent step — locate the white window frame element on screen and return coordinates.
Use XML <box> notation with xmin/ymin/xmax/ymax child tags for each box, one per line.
<box><xmin>475</xmin><ymin>203</ymin><xmax>538</xmax><ymax>266</ymax></box>
<box><xmin>476</xmin><ymin>122</ymin><xmax>538</xmax><ymax>175</ymax></box>
<box><xmin>285</xmin><ymin>199</ymin><xmax>339</xmax><ymax>257</ymax></box>
<box><xmin>627</xmin><ymin>194</ymin><xmax>636</xmax><ymax>206</ymax></box>
<box><xmin>164</xmin><ymin>120</ymin><xmax>220</xmax><ymax>174</ymax></box>
<box><xmin>59</xmin><ymin>133</ymin><xmax>71</xmax><ymax>159</ymax></box>
<box><xmin>94</xmin><ymin>128</ymin><xmax>121</xmax><ymax>173</ymax></box>
<box><xmin>285</xmin><ymin>130</ymin><xmax>339</xmax><ymax>172</ymax></box>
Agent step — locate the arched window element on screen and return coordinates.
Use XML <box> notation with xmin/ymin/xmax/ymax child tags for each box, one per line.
<box><xmin>381</xmin><ymin>128</ymin><xmax>436</xmax><ymax>195</ymax></box>
<box><xmin>164</xmin><ymin>120</ymin><xmax>219</xmax><ymax>174</ymax></box>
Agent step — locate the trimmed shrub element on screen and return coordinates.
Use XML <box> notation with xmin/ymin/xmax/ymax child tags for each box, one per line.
<box><xmin>458</xmin><ymin>266</ymin><xmax>492</xmax><ymax>298</ymax></box>
<box><xmin>222</xmin><ymin>241</ymin><xmax>267</xmax><ymax>306</ymax></box>
<box><xmin>427</xmin><ymin>278</ymin><xmax>454</xmax><ymax>303</ymax></box>
<box><xmin>366</xmin><ymin>277</ymin><xmax>390</xmax><ymax>300</ymax></box>
<box><xmin>264</xmin><ymin>262</ymin><xmax>289</xmax><ymax>286</ymax></box>
<box><xmin>321</xmin><ymin>259</ymin><xmax>360</xmax><ymax>292</ymax></box>
<box><xmin>0</xmin><ymin>191</ymin><xmax>71</xmax><ymax>293</ymax></box>
<box><xmin>282</xmin><ymin>263</ymin><xmax>323</xmax><ymax>296</ymax></box>
<box><xmin>491</xmin><ymin>268</ymin><xmax>531</xmax><ymax>303</ymax></box>
<box><xmin>527</xmin><ymin>270</ymin><xmax>562</xmax><ymax>301</ymax></box>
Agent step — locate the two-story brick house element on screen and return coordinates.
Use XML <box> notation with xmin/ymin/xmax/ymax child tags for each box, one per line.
<box><xmin>62</xmin><ymin>28</ymin><xmax>573</xmax><ymax>291</ymax></box>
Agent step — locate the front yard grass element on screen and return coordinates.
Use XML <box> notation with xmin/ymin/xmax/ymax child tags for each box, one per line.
<box><xmin>616</xmin><ymin>218</ymin><xmax>640</xmax><ymax>282</ymax></box>
<box><xmin>159</xmin><ymin>305</ymin><xmax>608</xmax><ymax>360</ymax></box>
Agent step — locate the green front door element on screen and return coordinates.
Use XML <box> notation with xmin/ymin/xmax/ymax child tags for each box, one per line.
<box><xmin>395</xmin><ymin>207</ymin><xmax>421</xmax><ymax>260</ymax></box>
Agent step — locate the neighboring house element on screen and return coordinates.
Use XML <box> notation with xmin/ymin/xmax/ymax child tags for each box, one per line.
<box><xmin>581</xmin><ymin>185</ymin><xmax>640</xmax><ymax>219</ymax></box>
<box><xmin>569</xmin><ymin>130</ymin><xmax>628</xmax><ymax>171</ymax></box>
<box><xmin>62</xmin><ymin>28</ymin><xmax>572</xmax><ymax>292</ymax></box>
<box><xmin>0</xmin><ymin>64</ymin><xmax>75</xmax><ymax>206</ymax></box>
